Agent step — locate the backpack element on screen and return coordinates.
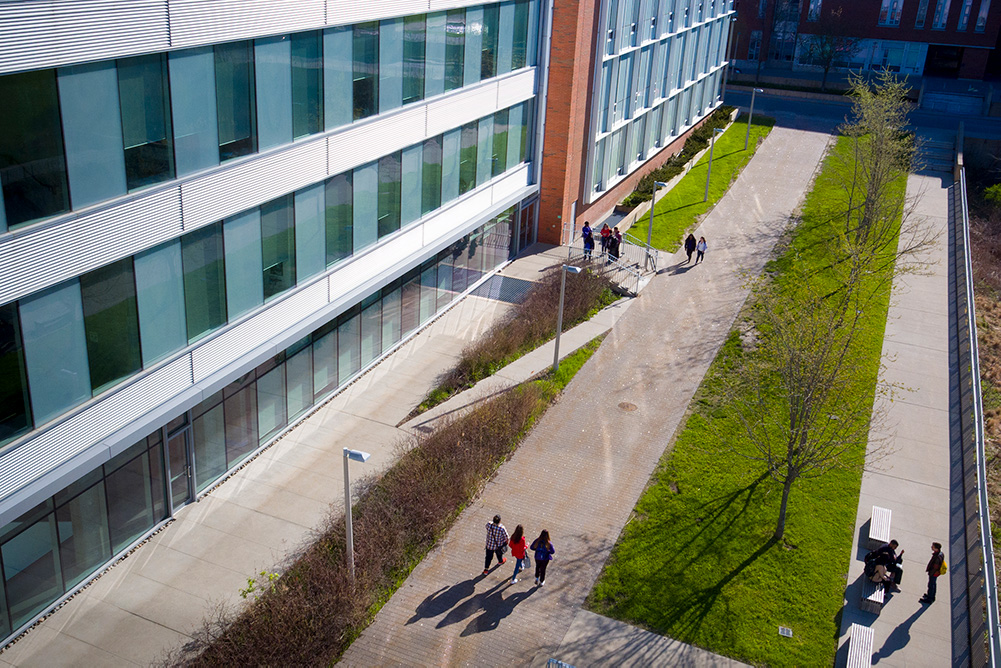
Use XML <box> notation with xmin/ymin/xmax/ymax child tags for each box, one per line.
<box><xmin>863</xmin><ymin>550</ymin><xmax>879</xmax><ymax>577</ymax></box>
<box><xmin>940</xmin><ymin>558</ymin><xmax>948</xmax><ymax>575</ymax></box>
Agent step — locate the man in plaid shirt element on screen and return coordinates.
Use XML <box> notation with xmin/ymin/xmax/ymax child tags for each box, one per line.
<box><xmin>483</xmin><ymin>515</ymin><xmax>509</xmax><ymax>574</ymax></box>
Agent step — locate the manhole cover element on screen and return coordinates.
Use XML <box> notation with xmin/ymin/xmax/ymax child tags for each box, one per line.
<box><xmin>778</xmin><ymin>626</ymin><xmax>793</xmax><ymax>638</ymax></box>
<box><xmin>618</xmin><ymin>402</ymin><xmax>637</xmax><ymax>412</ymax></box>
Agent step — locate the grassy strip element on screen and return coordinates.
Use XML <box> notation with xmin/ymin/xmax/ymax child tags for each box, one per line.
<box><xmin>586</xmin><ymin>136</ymin><xmax>903</xmax><ymax>666</ymax></box>
<box><xmin>635</xmin><ymin>113</ymin><xmax>775</xmax><ymax>252</ymax></box>
<box><xmin>180</xmin><ymin>337</ymin><xmax>604</xmax><ymax>666</ymax></box>
<box><xmin>415</xmin><ymin>267</ymin><xmax>616</xmax><ymax>414</ymax></box>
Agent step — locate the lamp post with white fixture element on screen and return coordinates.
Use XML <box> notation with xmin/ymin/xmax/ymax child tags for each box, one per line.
<box><xmin>704</xmin><ymin>127</ymin><xmax>725</xmax><ymax>202</ymax></box>
<box><xmin>553</xmin><ymin>264</ymin><xmax>583</xmax><ymax>373</ymax></box>
<box><xmin>745</xmin><ymin>87</ymin><xmax>763</xmax><ymax>150</ymax></box>
<box><xmin>343</xmin><ymin>447</ymin><xmax>371</xmax><ymax>587</ymax></box>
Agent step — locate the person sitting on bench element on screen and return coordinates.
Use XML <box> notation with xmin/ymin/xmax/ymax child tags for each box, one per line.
<box><xmin>866</xmin><ymin>540</ymin><xmax>904</xmax><ymax>591</ymax></box>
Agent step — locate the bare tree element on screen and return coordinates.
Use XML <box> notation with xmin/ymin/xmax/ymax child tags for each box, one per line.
<box><xmin>800</xmin><ymin>6</ymin><xmax>862</xmax><ymax>91</ymax></box>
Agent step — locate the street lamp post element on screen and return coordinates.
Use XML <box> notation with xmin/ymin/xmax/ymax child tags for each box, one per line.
<box><xmin>343</xmin><ymin>447</ymin><xmax>371</xmax><ymax>587</ymax></box>
<box><xmin>553</xmin><ymin>264</ymin><xmax>583</xmax><ymax>373</ymax></box>
<box><xmin>645</xmin><ymin>180</ymin><xmax>669</xmax><ymax>271</ymax></box>
<box><xmin>744</xmin><ymin>87</ymin><xmax>763</xmax><ymax>151</ymax></box>
<box><xmin>704</xmin><ymin>128</ymin><xmax>725</xmax><ymax>203</ymax></box>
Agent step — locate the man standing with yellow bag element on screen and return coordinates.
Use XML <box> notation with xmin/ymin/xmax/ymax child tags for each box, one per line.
<box><xmin>920</xmin><ymin>542</ymin><xmax>946</xmax><ymax>604</ymax></box>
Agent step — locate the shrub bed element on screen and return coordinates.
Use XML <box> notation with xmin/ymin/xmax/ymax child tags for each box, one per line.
<box><xmin>416</xmin><ymin>266</ymin><xmax>616</xmax><ymax>413</ymax></box>
<box><xmin>174</xmin><ymin>338</ymin><xmax>604</xmax><ymax>666</ymax></box>
<box><xmin>620</xmin><ymin>105</ymin><xmax>736</xmax><ymax>208</ymax></box>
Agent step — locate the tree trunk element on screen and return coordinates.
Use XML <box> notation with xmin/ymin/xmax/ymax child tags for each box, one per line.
<box><xmin>774</xmin><ymin>475</ymin><xmax>796</xmax><ymax>540</ymax></box>
<box><xmin>821</xmin><ymin>66</ymin><xmax>830</xmax><ymax>92</ymax></box>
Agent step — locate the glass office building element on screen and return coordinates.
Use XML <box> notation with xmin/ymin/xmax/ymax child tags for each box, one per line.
<box><xmin>0</xmin><ymin>0</ymin><xmax>543</xmax><ymax>642</ymax></box>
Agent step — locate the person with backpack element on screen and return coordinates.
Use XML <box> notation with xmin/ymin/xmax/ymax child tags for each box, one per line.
<box><xmin>530</xmin><ymin>529</ymin><xmax>555</xmax><ymax>586</ymax></box>
<box><xmin>920</xmin><ymin>542</ymin><xmax>946</xmax><ymax>604</ymax></box>
<box><xmin>581</xmin><ymin>221</ymin><xmax>594</xmax><ymax>260</ymax></box>
<box><xmin>865</xmin><ymin>540</ymin><xmax>904</xmax><ymax>591</ymax></box>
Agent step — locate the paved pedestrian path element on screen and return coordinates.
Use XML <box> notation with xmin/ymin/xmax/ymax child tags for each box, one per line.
<box><xmin>834</xmin><ymin>165</ymin><xmax>953</xmax><ymax>666</ymax></box>
<box><xmin>339</xmin><ymin>119</ymin><xmax>835</xmax><ymax>666</ymax></box>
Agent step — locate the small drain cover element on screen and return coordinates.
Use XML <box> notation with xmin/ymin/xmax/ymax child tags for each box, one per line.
<box><xmin>618</xmin><ymin>402</ymin><xmax>637</xmax><ymax>412</ymax></box>
<box><xmin>779</xmin><ymin>626</ymin><xmax>793</xmax><ymax>638</ymax></box>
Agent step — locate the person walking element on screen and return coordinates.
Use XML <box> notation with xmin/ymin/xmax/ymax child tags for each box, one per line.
<box><xmin>684</xmin><ymin>234</ymin><xmax>697</xmax><ymax>263</ymax></box>
<box><xmin>483</xmin><ymin>515</ymin><xmax>509</xmax><ymax>575</ymax></box>
<box><xmin>695</xmin><ymin>236</ymin><xmax>707</xmax><ymax>264</ymax></box>
<box><xmin>581</xmin><ymin>221</ymin><xmax>594</xmax><ymax>261</ymax></box>
<box><xmin>920</xmin><ymin>542</ymin><xmax>945</xmax><ymax>604</ymax></box>
<box><xmin>509</xmin><ymin>524</ymin><xmax>528</xmax><ymax>583</ymax></box>
<box><xmin>530</xmin><ymin>529</ymin><xmax>555</xmax><ymax>586</ymax></box>
<box><xmin>599</xmin><ymin>223</ymin><xmax>611</xmax><ymax>256</ymax></box>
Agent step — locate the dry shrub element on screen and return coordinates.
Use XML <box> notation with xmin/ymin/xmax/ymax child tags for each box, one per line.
<box><xmin>433</xmin><ymin>266</ymin><xmax>614</xmax><ymax>400</ymax></box>
<box><xmin>177</xmin><ymin>383</ymin><xmax>547</xmax><ymax>667</ymax></box>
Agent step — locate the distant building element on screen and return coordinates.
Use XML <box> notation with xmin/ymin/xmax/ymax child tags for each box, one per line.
<box><xmin>731</xmin><ymin>0</ymin><xmax>1001</xmax><ymax>79</ymax></box>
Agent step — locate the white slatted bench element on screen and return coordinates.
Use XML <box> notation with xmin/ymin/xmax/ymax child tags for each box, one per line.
<box><xmin>860</xmin><ymin>577</ymin><xmax>885</xmax><ymax>614</ymax></box>
<box><xmin>847</xmin><ymin>623</ymin><xmax>874</xmax><ymax>667</ymax></box>
<box><xmin>867</xmin><ymin>506</ymin><xmax>892</xmax><ymax>549</ymax></box>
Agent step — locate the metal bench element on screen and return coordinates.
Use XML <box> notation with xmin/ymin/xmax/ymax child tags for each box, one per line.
<box><xmin>867</xmin><ymin>506</ymin><xmax>892</xmax><ymax>549</ymax></box>
<box><xmin>860</xmin><ymin>577</ymin><xmax>885</xmax><ymax>614</ymax></box>
<box><xmin>847</xmin><ymin>623</ymin><xmax>874</xmax><ymax>667</ymax></box>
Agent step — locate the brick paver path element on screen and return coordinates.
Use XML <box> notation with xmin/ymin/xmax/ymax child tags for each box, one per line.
<box><xmin>339</xmin><ymin>119</ymin><xmax>834</xmax><ymax>667</ymax></box>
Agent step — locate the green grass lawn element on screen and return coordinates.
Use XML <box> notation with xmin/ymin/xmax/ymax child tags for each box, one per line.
<box><xmin>637</xmin><ymin>114</ymin><xmax>775</xmax><ymax>252</ymax></box>
<box><xmin>587</xmin><ymin>135</ymin><xmax>904</xmax><ymax>666</ymax></box>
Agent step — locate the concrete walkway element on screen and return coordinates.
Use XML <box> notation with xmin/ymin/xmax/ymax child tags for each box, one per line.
<box><xmin>835</xmin><ymin>166</ymin><xmax>954</xmax><ymax>666</ymax></box>
<box><xmin>339</xmin><ymin>119</ymin><xmax>835</xmax><ymax>666</ymax></box>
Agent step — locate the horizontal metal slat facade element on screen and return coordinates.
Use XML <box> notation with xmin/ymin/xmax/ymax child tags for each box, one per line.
<box><xmin>422</xmin><ymin>188</ymin><xmax>494</xmax><ymax>244</ymax></box>
<box><xmin>426</xmin><ymin>84</ymin><xmax>499</xmax><ymax>137</ymax></box>
<box><xmin>496</xmin><ymin>69</ymin><xmax>538</xmax><ymax>109</ymax></box>
<box><xmin>0</xmin><ymin>0</ymin><xmax>169</xmax><ymax>75</ymax></box>
<box><xmin>167</xmin><ymin>0</ymin><xmax>325</xmax><ymax>49</ymax></box>
<box><xmin>191</xmin><ymin>280</ymin><xmax>329</xmax><ymax>382</ymax></box>
<box><xmin>490</xmin><ymin>163</ymin><xmax>531</xmax><ymax>205</ymax></box>
<box><xmin>0</xmin><ymin>188</ymin><xmax>182</xmax><ymax>305</ymax></box>
<box><xmin>0</xmin><ymin>355</ymin><xmax>193</xmax><ymax>505</ymax></box>
<box><xmin>327</xmin><ymin>104</ymin><xmax>428</xmax><ymax>176</ymax></box>
<box><xmin>326</xmin><ymin>0</ymin><xmax>429</xmax><ymax>26</ymax></box>
<box><xmin>428</xmin><ymin>0</ymin><xmax>491</xmax><ymax>10</ymax></box>
<box><xmin>180</xmin><ymin>140</ymin><xmax>328</xmax><ymax>232</ymax></box>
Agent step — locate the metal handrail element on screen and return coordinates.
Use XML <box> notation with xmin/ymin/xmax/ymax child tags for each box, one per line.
<box><xmin>959</xmin><ymin>166</ymin><xmax>1001</xmax><ymax>665</ymax></box>
<box><xmin>623</xmin><ymin>231</ymin><xmax>661</xmax><ymax>272</ymax></box>
<box><xmin>565</xmin><ymin>242</ymin><xmax>644</xmax><ymax>295</ymax></box>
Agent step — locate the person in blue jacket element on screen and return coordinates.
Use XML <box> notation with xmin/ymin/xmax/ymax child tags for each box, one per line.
<box><xmin>530</xmin><ymin>529</ymin><xmax>555</xmax><ymax>586</ymax></box>
<box><xmin>581</xmin><ymin>221</ymin><xmax>594</xmax><ymax>260</ymax></box>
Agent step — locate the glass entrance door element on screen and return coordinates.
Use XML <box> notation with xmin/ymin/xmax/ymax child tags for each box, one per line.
<box><xmin>166</xmin><ymin>429</ymin><xmax>192</xmax><ymax>510</ymax></box>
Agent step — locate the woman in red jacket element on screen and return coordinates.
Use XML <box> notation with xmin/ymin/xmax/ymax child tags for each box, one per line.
<box><xmin>509</xmin><ymin>524</ymin><xmax>528</xmax><ymax>583</ymax></box>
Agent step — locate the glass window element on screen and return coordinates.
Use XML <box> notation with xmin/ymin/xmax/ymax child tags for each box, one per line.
<box><xmin>464</xmin><ymin>6</ymin><xmax>484</xmax><ymax>86</ymax></box>
<box><xmin>80</xmin><ymin>258</ymin><xmax>142</xmax><ymax>393</ymax></box>
<box><xmin>169</xmin><ymin>47</ymin><xmax>220</xmax><ymax>177</ymax></box>
<box><xmin>507</xmin><ymin>103</ymin><xmax>525</xmax><ymax>168</ymax></box>
<box><xmin>224</xmin><ymin>377</ymin><xmax>258</xmax><ymax>467</ymax></box>
<box><xmin>512</xmin><ymin>0</ymin><xmax>530</xmax><ymax>69</ymax></box>
<box><xmin>381</xmin><ymin>283</ymin><xmax>402</xmax><ymax>349</ymax></box>
<box><xmin>20</xmin><ymin>281</ymin><xmax>91</xmax><ymax>425</ymax></box>
<box><xmin>422</xmin><ymin>135</ymin><xmax>443</xmax><ymax>215</ymax></box>
<box><xmin>377</xmin><ymin>151</ymin><xmax>402</xmax><ymax>238</ymax></box>
<box><xmin>261</xmin><ymin>195</ymin><xmax>296</xmax><ymax>300</ymax></box>
<box><xmin>286</xmin><ymin>340</ymin><xmax>312</xmax><ymax>421</ymax></box>
<box><xmin>56</xmin><ymin>482</ymin><xmax>111</xmax><ymax>589</ymax></box>
<box><xmin>360</xmin><ymin>293</ymin><xmax>382</xmax><ymax>367</ymax></box>
<box><xmin>58</xmin><ymin>62</ymin><xmax>127</xmax><ymax>209</ymax></box>
<box><xmin>916</xmin><ymin>0</ymin><xmax>930</xmax><ymax>26</ymax></box>
<box><xmin>445</xmin><ymin>9</ymin><xmax>466</xmax><ymax>92</ymax></box>
<box><xmin>442</xmin><ymin>128</ymin><xmax>461</xmax><ymax>203</ymax></box>
<box><xmin>193</xmin><ymin>400</ymin><xmax>226</xmax><ymax>491</ymax></box>
<box><xmin>257</xmin><ymin>363</ymin><xmax>287</xmax><ymax>443</ymax></box>
<box><xmin>353</xmin><ymin>22</ymin><xmax>380</xmax><ymax>120</ymax></box>
<box><xmin>312</xmin><ymin>322</ymin><xmax>337</xmax><ymax>400</ymax></box>
<box><xmin>527</xmin><ymin>0</ymin><xmax>540</xmax><ymax>66</ymax></box>
<box><xmin>325</xmin><ymin>172</ymin><xmax>353</xmax><ymax>266</ymax></box>
<box><xmin>215</xmin><ymin>41</ymin><xmax>257</xmax><ymax>161</ymax></box>
<box><xmin>401</xmin><ymin>268</ymin><xmax>421</xmax><ymax>337</ymax></box>
<box><xmin>436</xmin><ymin>250</ymin><xmax>453</xmax><ymax>309</ymax></box>
<box><xmin>380</xmin><ymin>18</ymin><xmax>404</xmax><ymax>113</ymax></box>
<box><xmin>481</xmin><ymin>4</ymin><xmax>500</xmax><ymax>79</ymax></box>
<box><xmin>459</xmin><ymin>122</ymin><xmax>479</xmax><ymax>195</ymax></box>
<box><xmin>0</xmin><ymin>304</ymin><xmax>31</xmax><ymax>445</ymax></box>
<box><xmin>958</xmin><ymin>0</ymin><xmax>973</xmax><ymax>28</ymax></box>
<box><xmin>0</xmin><ymin>69</ymin><xmax>69</xmax><ymax>228</ymax></box>
<box><xmin>181</xmin><ymin>222</ymin><xmax>228</xmax><ymax>343</ymax></box>
<box><xmin>420</xmin><ymin>260</ymin><xmax>437</xmax><ymax>324</ymax></box>
<box><xmin>117</xmin><ymin>54</ymin><xmax>174</xmax><ymax>191</ymax></box>
<box><xmin>497</xmin><ymin>1</ymin><xmax>516</xmax><ymax>74</ymax></box>
<box><xmin>223</xmin><ymin>209</ymin><xmax>264</xmax><ymax>319</ymax></box>
<box><xmin>105</xmin><ymin>447</ymin><xmax>158</xmax><ymax>553</ymax></box>
<box><xmin>403</xmin><ymin>16</ymin><xmax>427</xmax><ymax>105</ymax></box>
<box><xmin>401</xmin><ymin>144</ymin><xmax>423</xmax><ymax>226</ymax></box>
<box><xmin>323</xmin><ymin>26</ymin><xmax>353</xmax><ymax>129</ymax></box>
<box><xmin>476</xmin><ymin>116</ymin><xmax>494</xmax><ymax>186</ymax></box>
<box><xmin>519</xmin><ymin>100</ymin><xmax>533</xmax><ymax>162</ymax></box>
<box><xmin>425</xmin><ymin>12</ymin><xmax>447</xmax><ymax>98</ymax></box>
<box><xmin>2</xmin><ymin>502</ymin><xmax>61</xmax><ymax>630</ymax></box>
<box><xmin>976</xmin><ymin>0</ymin><xmax>991</xmax><ymax>29</ymax></box>
<box><xmin>291</xmin><ymin>31</ymin><xmax>323</xmax><ymax>139</ymax></box>
<box><xmin>295</xmin><ymin>182</ymin><xmax>326</xmax><ymax>281</ymax></box>
<box><xmin>353</xmin><ymin>162</ymin><xmax>379</xmax><ymax>251</ymax></box>
<box><xmin>134</xmin><ymin>241</ymin><xmax>186</xmax><ymax>368</ymax></box>
<box><xmin>255</xmin><ymin>36</ymin><xmax>293</xmax><ymax>151</ymax></box>
<box><xmin>337</xmin><ymin>307</ymin><xmax>361</xmax><ymax>385</ymax></box>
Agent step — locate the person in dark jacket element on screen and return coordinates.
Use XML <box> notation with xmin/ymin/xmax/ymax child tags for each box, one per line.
<box><xmin>581</xmin><ymin>221</ymin><xmax>594</xmax><ymax>260</ymax></box>
<box><xmin>530</xmin><ymin>529</ymin><xmax>555</xmax><ymax>586</ymax></box>
<box><xmin>872</xmin><ymin>540</ymin><xmax>904</xmax><ymax>589</ymax></box>
<box><xmin>684</xmin><ymin>233</ymin><xmax>697</xmax><ymax>263</ymax></box>
<box><xmin>920</xmin><ymin>542</ymin><xmax>945</xmax><ymax>604</ymax></box>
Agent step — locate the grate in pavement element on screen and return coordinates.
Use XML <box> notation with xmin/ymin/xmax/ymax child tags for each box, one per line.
<box><xmin>471</xmin><ymin>275</ymin><xmax>536</xmax><ymax>304</ymax></box>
